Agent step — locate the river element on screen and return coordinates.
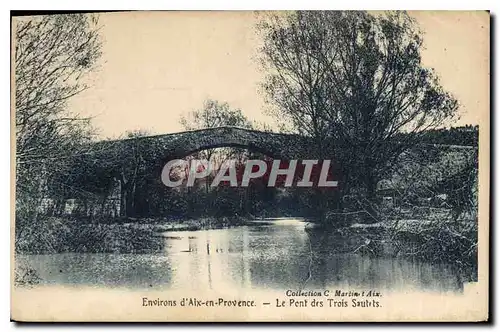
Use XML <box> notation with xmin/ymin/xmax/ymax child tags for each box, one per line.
<box><xmin>16</xmin><ymin>218</ymin><xmax>463</xmax><ymax>293</ymax></box>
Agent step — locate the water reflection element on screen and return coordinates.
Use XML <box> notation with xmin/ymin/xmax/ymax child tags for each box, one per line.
<box><xmin>17</xmin><ymin>218</ymin><xmax>463</xmax><ymax>292</ymax></box>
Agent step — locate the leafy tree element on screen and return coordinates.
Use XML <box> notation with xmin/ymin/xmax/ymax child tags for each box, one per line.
<box><xmin>258</xmin><ymin>11</ymin><xmax>458</xmax><ymax>218</ymax></box>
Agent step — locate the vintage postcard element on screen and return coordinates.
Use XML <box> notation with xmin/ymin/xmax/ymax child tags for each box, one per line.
<box><xmin>11</xmin><ymin>10</ymin><xmax>489</xmax><ymax>322</ymax></box>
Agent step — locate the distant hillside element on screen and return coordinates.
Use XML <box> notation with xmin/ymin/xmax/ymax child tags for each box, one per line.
<box><xmin>419</xmin><ymin>125</ymin><xmax>479</xmax><ymax>146</ymax></box>
<box><xmin>394</xmin><ymin>125</ymin><xmax>479</xmax><ymax>147</ymax></box>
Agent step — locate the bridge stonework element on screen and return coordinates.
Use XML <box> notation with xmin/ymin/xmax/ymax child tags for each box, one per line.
<box><xmin>115</xmin><ymin>126</ymin><xmax>318</xmax><ymax>161</ymax></box>
<box><xmin>47</xmin><ymin>126</ymin><xmax>475</xmax><ymax>218</ymax></box>
<box><xmin>52</xmin><ymin>127</ymin><xmax>321</xmax><ymax>217</ymax></box>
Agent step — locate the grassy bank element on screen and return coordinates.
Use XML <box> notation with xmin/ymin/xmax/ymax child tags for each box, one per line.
<box><xmin>15</xmin><ymin>215</ymin><xmax>253</xmax><ymax>255</ymax></box>
<box><xmin>306</xmin><ymin>208</ymin><xmax>478</xmax><ymax>282</ymax></box>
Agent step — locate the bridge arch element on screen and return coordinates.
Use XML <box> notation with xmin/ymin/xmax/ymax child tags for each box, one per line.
<box><xmin>145</xmin><ymin>126</ymin><xmax>315</xmax><ymax>162</ymax></box>
<box><xmin>46</xmin><ymin>126</ymin><xmax>326</xmax><ymax>218</ymax></box>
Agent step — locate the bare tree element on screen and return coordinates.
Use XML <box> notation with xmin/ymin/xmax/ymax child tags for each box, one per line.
<box><xmin>15</xmin><ymin>13</ymin><xmax>102</xmax><ymax>165</ymax></box>
<box><xmin>14</xmin><ymin>13</ymin><xmax>103</xmax><ymax>230</ymax></box>
<box><xmin>258</xmin><ymin>11</ymin><xmax>459</xmax><ymax>217</ymax></box>
<box><xmin>179</xmin><ymin>99</ymin><xmax>253</xmax><ymax>191</ymax></box>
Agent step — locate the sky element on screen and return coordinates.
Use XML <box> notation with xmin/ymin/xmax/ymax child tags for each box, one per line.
<box><xmin>68</xmin><ymin>11</ymin><xmax>489</xmax><ymax>139</ymax></box>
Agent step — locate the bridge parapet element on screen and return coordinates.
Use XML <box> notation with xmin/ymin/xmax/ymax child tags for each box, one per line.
<box><xmin>116</xmin><ymin>126</ymin><xmax>318</xmax><ymax>160</ymax></box>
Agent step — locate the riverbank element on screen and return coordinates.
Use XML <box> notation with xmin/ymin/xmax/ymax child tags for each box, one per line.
<box><xmin>14</xmin><ymin>215</ymin><xmax>260</xmax><ymax>255</ymax></box>
<box><xmin>305</xmin><ymin>211</ymin><xmax>478</xmax><ymax>283</ymax></box>
<box><xmin>14</xmin><ymin>213</ymin><xmax>478</xmax><ymax>289</ymax></box>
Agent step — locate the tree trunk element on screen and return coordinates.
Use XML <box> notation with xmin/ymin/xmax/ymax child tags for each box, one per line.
<box><xmin>363</xmin><ymin>169</ymin><xmax>379</xmax><ymax>224</ymax></box>
<box><xmin>119</xmin><ymin>180</ymin><xmax>127</xmax><ymax>217</ymax></box>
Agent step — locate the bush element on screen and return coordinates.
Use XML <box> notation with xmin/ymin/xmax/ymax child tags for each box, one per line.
<box><xmin>15</xmin><ymin>216</ymin><xmax>164</xmax><ymax>254</ymax></box>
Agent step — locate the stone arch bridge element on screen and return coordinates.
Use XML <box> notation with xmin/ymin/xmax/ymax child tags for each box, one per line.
<box><xmin>109</xmin><ymin>126</ymin><xmax>319</xmax><ymax>161</ymax></box>
<box><xmin>47</xmin><ymin>126</ymin><xmax>475</xmax><ymax>218</ymax></box>
<box><xmin>49</xmin><ymin>127</ymin><xmax>323</xmax><ymax>217</ymax></box>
